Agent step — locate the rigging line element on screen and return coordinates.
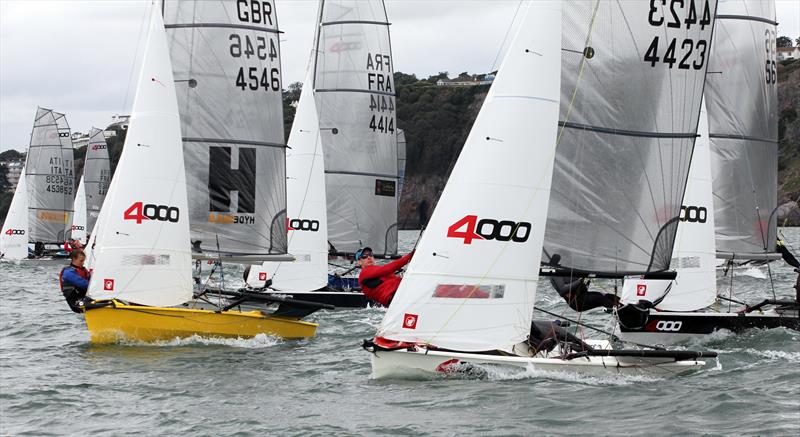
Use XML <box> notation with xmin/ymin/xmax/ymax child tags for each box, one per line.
<box><xmin>121</xmin><ymin>4</ymin><xmax>150</xmax><ymax>116</ymax></box>
<box><xmin>425</xmin><ymin>2</ymin><xmax>602</xmax><ymax>346</ymax></box>
<box><xmin>533</xmin><ymin>305</ymin><xmax>662</xmax><ymax>350</ymax></box>
<box><xmin>488</xmin><ymin>0</ymin><xmax>523</xmax><ymax>74</ymax></box>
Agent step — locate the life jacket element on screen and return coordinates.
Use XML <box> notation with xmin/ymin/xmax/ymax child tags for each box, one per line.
<box><xmin>361</xmin><ymin>277</ymin><xmax>383</xmax><ymax>289</ymax></box>
<box><xmin>59</xmin><ymin>264</ymin><xmax>90</xmax><ymax>291</ymax></box>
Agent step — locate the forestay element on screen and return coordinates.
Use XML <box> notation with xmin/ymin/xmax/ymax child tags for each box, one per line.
<box><xmin>25</xmin><ymin>108</ymin><xmax>75</xmax><ymax>244</ymax></box>
<box><xmin>164</xmin><ymin>0</ymin><xmax>289</xmax><ymax>259</ymax></box>
<box><xmin>0</xmin><ymin>165</ymin><xmax>29</xmax><ymax>260</ymax></box>
<box><xmin>542</xmin><ymin>0</ymin><xmax>717</xmax><ymax>275</ymax></box>
<box><xmin>71</xmin><ymin>176</ymin><xmax>87</xmax><ymax>242</ymax></box>
<box><xmin>87</xmin><ymin>5</ymin><xmax>192</xmax><ymax>307</ymax></box>
<box><xmin>314</xmin><ymin>0</ymin><xmax>399</xmax><ymax>256</ymax></box>
<box><xmin>84</xmin><ymin>127</ymin><xmax>110</xmax><ymax>234</ymax></box>
<box><xmin>705</xmin><ymin>0</ymin><xmax>778</xmax><ymax>260</ymax></box>
<box><xmin>378</xmin><ymin>1</ymin><xmax>562</xmax><ymax>352</ymax></box>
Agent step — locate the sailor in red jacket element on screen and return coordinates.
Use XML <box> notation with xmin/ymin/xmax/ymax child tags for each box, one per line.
<box><xmin>357</xmin><ymin>247</ymin><xmax>414</xmax><ymax>307</ymax></box>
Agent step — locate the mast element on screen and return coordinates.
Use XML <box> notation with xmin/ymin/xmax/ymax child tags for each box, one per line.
<box><xmin>87</xmin><ymin>3</ymin><xmax>192</xmax><ymax>307</ymax></box>
<box><xmin>542</xmin><ymin>0</ymin><xmax>718</xmax><ymax>277</ymax></box>
<box><xmin>705</xmin><ymin>0</ymin><xmax>779</xmax><ymax>261</ymax></box>
<box><xmin>163</xmin><ymin>0</ymin><xmax>291</xmax><ymax>262</ymax></box>
<box><xmin>313</xmin><ymin>0</ymin><xmax>400</xmax><ymax>256</ymax></box>
<box><xmin>25</xmin><ymin>107</ymin><xmax>75</xmax><ymax>244</ymax></box>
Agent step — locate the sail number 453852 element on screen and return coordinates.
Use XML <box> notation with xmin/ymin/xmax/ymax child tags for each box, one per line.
<box><xmin>447</xmin><ymin>215</ymin><xmax>531</xmax><ymax>245</ymax></box>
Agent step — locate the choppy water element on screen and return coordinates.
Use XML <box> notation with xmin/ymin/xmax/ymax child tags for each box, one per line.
<box><xmin>1</xmin><ymin>230</ymin><xmax>798</xmax><ymax>436</ymax></box>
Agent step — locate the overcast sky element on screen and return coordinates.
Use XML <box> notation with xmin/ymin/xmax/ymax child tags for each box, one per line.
<box><xmin>1</xmin><ymin>0</ymin><xmax>798</xmax><ymax>152</ymax></box>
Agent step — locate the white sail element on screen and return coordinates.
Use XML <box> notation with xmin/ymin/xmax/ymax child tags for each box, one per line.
<box><xmin>87</xmin><ymin>4</ymin><xmax>192</xmax><ymax>307</ymax></box>
<box><xmin>261</xmin><ymin>66</ymin><xmax>329</xmax><ymax>291</ymax></box>
<box><xmin>84</xmin><ymin>127</ymin><xmax>110</xmax><ymax>234</ymax></box>
<box><xmin>377</xmin><ymin>1</ymin><xmax>562</xmax><ymax>352</ymax></box>
<box><xmin>622</xmin><ymin>101</ymin><xmax>718</xmax><ymax>311</ymax></box>
<box><xmin>71</xmin><ymin>176</ymin><xmax>87</xmax><ymax>243</ymax></box>
<box><xmin>0</xmin><ymin>165</ymin><xmax>29</xmax><ymax>260</ymax></box>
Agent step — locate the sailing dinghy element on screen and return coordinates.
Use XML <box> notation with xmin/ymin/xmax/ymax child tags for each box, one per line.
<box><xmin>364</xmin><ymin>1</ymin><xmax>716</xmax><ymax>378</ymax></box>
<box><xmin>617</xmin><ymin>1</ymin><xmax>798</xmax><ymax>344</ymax></box>
<box><xmin>242</xmin><ymin>0</ymin><xmax>401</xmax><ymax>307</ymax></box>
<box><xmin>82</xmin><ymin>3</ymin><xmax>319</xmax><ymax>344</ymax></box>
<box><xmin>0</xmin><ymin>164</ymin><xmax>29</xmax><ymax>260</ymax></box>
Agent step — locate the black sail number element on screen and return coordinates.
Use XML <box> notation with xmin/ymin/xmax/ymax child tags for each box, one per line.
<box><xmin>648</xmin><ymin>0</ymin><xmax>711</xmax><ymax>30</ymax></box>
<box><xmin>644</xmin><ymin>36</ymin><xmax>707</xmax><ymax>69</ymax></box>
<box><xmin>236</xmin><ymin>67</ymin><xmax>280</xmax><ymax>91</ymax></box>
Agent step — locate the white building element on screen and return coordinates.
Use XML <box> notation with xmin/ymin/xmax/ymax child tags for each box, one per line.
<box><xmin>1</xmin><ymin>160</ymin><xmax>24</xmax><ymax>192</ymax></box>
<box><xmin>777</xmin><ymin>46</ymin><xmax>800</xmax><ymax>61</ymax></box>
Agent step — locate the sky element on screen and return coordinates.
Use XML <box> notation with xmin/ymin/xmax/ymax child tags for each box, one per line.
<box><xmin>1</xmin><ymin>0</ymin><xmax>799</xmax><ymax>152</ymax></box>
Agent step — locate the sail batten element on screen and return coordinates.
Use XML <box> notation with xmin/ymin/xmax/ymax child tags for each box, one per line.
<box><xmin>164</xmin><ymin>0</ymin><xmax>288</xmax><ymax>259</ymax></box>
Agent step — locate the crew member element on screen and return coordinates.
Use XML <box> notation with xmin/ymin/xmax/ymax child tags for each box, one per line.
<box><xmin>357</xmin><ymin>247</ymin><xmax>414</xmax><ymax>307</ymax></box>
<box><xmin>548</xmin><ymin>254</ymin><xmax>619</xmax><ymax>311</ymax></box>
<box><xmin>59</xmin><ymin>250</ymin><xmax>91</xmax><ymax>313</ymax></box>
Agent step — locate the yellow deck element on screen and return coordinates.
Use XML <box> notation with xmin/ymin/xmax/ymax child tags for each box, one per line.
<box><xmin>84</xmin><ymin>301</ymin><xmax>318</xmax><ymax>344</ymax></box>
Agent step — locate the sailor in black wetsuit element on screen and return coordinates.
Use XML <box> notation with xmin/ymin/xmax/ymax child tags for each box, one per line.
<box><xmin>548</xmin><ymin>254</ymin><xmax>619</xmax><ymax>312</ymax></box>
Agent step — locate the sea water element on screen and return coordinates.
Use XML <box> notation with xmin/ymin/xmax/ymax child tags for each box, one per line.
<box><xmin>1</xmin><ymin>230</ymin><xmax>798</xmax><ymax>436</ymax></box>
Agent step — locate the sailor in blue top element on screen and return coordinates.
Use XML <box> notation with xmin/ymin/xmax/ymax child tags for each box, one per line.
<box><xmin>59</xmin><ymin>251</ymin><xmax>91</xmax><ymax>313</ymax></box>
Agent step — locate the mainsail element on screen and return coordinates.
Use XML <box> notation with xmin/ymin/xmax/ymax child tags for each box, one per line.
<box><xmin>314</xmin><ymin>0</ymin><xmax>399</xmax><ymax>256</ymax></box>
<box><xmin>25</xmin><ymin>108</ymin><xmax>75</xmax><ymax>244</ymax></box>
<box><xmin>542</xmin><ymin>0</ymin><xmax>717</xmax><ymax>275</ymax></box>
<box><xmin>0</xmin><ymin>165</ymin><xmax>29</xmax><ymax>260</ymax></box>
<box><xmin>705</xmin><ymin>0</ymin><xmax>778</xmax><ymax>260</ymax></box>
<box><xmin>84</xmin><ymin>127</ymin><xmax>111</xmax><ymax>234</ymax></box>
<box><xmin>163</xmin><ymin>0</ymin><xmax>289</xmax><ymax>260</ymax></box>
<box><xmin>378</xmin><ymin>1</ymin><xmax>562</xmax><ymax>352</ymax></box>
<box><xmin>88</xmin><ymin>3</ymin><xmax>192</xmax><ymax>307</ymax></box>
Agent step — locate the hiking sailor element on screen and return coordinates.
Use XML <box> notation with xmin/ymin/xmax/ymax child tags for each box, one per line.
<box><xmin>548</xmin><ymin>254</ymin><xmax>619</xmax><ymax>311</ymax></box>
<box><xmin>59</xmin><ymin>250</ymin><xmax>91</xmax><ymax>313</ymax></box>
<box><xmin>357</xmin><ymin>247</ymin><xmax>414</xmax><ymax>307</ymax></box>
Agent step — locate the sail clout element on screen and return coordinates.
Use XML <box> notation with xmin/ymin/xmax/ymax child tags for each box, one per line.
<box><xmin>87</xmin><ymin>3</ymin><xmax>192</xmax><ymax>307</ymax></box>
<box><xmin>0</xmin><ymin>164</ymin><xmax>29</xmax><ymax>260</ymax></box>
<box><xmin>25</xmin><ymin>108</ymin><xmax>75</xmax><ymax>244</ymax></box>
<box><xmin>163</xmin><ymin>0</ymin><xmax>289</xmax><ymax>260</ymax></box>
<box><xmin>84</xmin><ymin>127</ymin><xmax>111</xmax><ymax>234</ymax></box>
<box><xmin>378</xmin><ymin>1</ymin><xmax>562</xmax><ymax>352</ymax></box>
<box><xmin>314</xmin><ymin>0</ymin><xmax>399</xmax><ymax>256</ymax></box>
<box><xmin>705</xmin><ymin>0</ymin><xmax>778</xmax><ymax>260</ymax></box>
<box><xmin>542</xmin><ymin>0</ymin><xmax>717</xmax><ymax>275</ymax></box>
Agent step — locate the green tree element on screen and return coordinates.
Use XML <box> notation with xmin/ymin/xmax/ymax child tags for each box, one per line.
<box><xmin>777</xmin><ymin>36</ymin><xmax>793</xmax><ymax>48</ymax></box>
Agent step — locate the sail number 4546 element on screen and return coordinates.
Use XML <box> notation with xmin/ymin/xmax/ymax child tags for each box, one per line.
<box><xmin>447</xmin><ymin>215</ymin><xmax>531</xmax><ymax>245</ymax></box>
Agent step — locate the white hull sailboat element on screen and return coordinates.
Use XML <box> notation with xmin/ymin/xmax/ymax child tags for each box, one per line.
<box><xmin>616</xmin><ymin>0</ymin><xmax>799</xmax><ymax>344</ymax></box>
<box><xmin>365</xmin><ymin>1</ymin><xmax>717</xmax><ymax>378</ymax></box>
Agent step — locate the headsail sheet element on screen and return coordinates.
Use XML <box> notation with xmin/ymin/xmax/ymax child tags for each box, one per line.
<box><xmin>378</xmin><ymin>2</ymin><xmax>562</xmax><ymax>352</ymax></box>
<box><xmin>705</xmin><ymin>0</ymin><xmax>778</xmax><ymax>259</ymax></box>
<box><xmin>314</xmin><ymin>0</ymin><xmax>399</xmax><ymax>255</ymax></box>
<box><xmin>25</xmin><ymin>108</ymin><xmax>75</xmax><ymax>243</ymax></box>
<box><xmin>164</xmin><ymin>0</ymin><xmax>288</xmax><ymax>258</ymax></box>
<box><xmin>84</xmin><ymin>127</ymin><xmax>110</xmax><ymax>234</ymax></box>
<box><xmin>543</xmin><ymin>0</ymin><xmax>717</xmax><ymax>274</ymax></box>
<box><xmin>88</xmin><ymin>4</ymin><xmax>192</xmax><ymax>307</ymax></box>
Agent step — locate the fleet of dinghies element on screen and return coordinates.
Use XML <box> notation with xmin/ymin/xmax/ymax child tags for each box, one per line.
<box><xmin>0</xmin><ymin>0</ymin><xmax>795</xmax><ymax>378</ymax></box>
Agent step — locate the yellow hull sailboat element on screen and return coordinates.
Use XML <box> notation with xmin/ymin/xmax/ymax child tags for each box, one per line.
<box><xmin>78</xmin><ymin>4</ymin><xmax>325</xmax><ymax>344</ymax></box>
<box><xmin>84</xmin><ymin>300</ymin><xmax>318</xmax><ymax>344</ymax></box>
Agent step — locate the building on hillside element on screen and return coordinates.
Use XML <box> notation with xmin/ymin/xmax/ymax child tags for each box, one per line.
<box><xmin>436</xmin><ymin>72</ymin><xmax>495</xmax><ymax>87</ymax></box>
<box><xmin>778</xmin><ymin>46</ymin><xmax>800</xmax><ymax>61</ymax></box>
<box><xmin>1</xmin><ymin>160</ymin><xmax>24</xmax><ymax>192</ymax></box>
<box><xmin>71</xmin><ymin>131</ymin><xmax>89</xmax><ymax>149</ymax></box>
<box><xmin>105</xmin><ymin>114</ymin><xmax>130</xmax><ymax>136</ymax></box>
